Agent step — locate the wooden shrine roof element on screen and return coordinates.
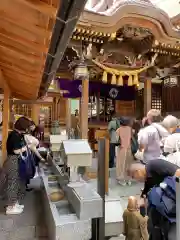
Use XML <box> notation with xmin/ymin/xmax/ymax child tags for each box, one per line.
<box><xmin>0</xmin><ymin>0</ymin><xmax>87</xmax><ymax>100</ymax></box>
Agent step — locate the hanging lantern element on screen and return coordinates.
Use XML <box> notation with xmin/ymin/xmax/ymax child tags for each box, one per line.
<box><xmin>164</xmin><ymin>76</ymin><xmax>178</xmax><ymax>87</ymax></box>
<box><xmin>74</xmin><ymin>61</ymin><xmax>89</xmax><ymax>80</ymax></box>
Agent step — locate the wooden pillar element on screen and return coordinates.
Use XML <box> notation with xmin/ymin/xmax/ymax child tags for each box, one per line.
<box><xmin>32</xmin><ymin>104</ymin><xmax>40</xmax><ymax>125</ymax></box>
<box><xmin>66</xmin><ymin>98</ymin><xmax>71</xmax><ymax>133</ymax></box>
<box><xmin>80</xmin><ymin>80</ymin><xmax>89</xmax><ymax>139</ymax></box>
<box><xmin>9</xmin><ymin>99</ymin><xmax>15</xmax><ymax>129</ymax></box>
<box><xmin>2</xmin><ymin>84</ymin><xmax>10</xmax><ymax>164</ymax></box>
<box><xmin>144</xmin><ymin>79</ymin><xmax>152</xmax><ymax>115</ymax></box>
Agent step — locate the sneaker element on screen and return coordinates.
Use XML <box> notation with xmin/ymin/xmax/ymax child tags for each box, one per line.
<box><xmin>15</xmin><ymin>202</ymin><xmax>24</xmax><ymax>209</ymax></box>
<box><xmin>6</xmin><ymin>205</ymin><xmax>23</xmax><ymax>215</ymax></box>
<box><xmin>117</xmin><ymin>180</ymin><xmax>127</xmax><ymax>186</ymax></box>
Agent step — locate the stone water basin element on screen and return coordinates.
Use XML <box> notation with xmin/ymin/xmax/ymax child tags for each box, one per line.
<box><xmin>43</xmin><ymin>167</ymin><xmax>53</xmax><ymax>176</ymax></box>
<box><xmin>56</xmin><ymin>200</ymin><xmax>75</xmax><ymax>215</ymax></box>
<box><xmin>54</xmin><ymin>200</ymin><xmax>91</xmax><ymax>240</ymax></box>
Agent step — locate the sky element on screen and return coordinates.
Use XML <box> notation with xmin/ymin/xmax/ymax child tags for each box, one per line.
<box><xmin>150</xmin><ymin>0</ymin><xmax>180</xmax><ymax>18</ymax></box>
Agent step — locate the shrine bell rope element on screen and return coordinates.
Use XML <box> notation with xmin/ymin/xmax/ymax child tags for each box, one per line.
<box><xmin>92</xmin><ymin>59</ymin><xmax>153</xmax><ymax>86</ymax></box>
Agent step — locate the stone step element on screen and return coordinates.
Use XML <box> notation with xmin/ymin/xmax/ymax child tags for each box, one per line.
<box><xmin>0</xmin><ymin>225</ymin><xmax>48</xmax><ymax>240</ymax></box>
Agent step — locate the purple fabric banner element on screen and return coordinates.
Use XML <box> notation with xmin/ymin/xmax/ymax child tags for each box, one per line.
<box><xmin>58</xmin><ymin>78</ymin><xmax>136</xmax><ymax>101</ymax></box>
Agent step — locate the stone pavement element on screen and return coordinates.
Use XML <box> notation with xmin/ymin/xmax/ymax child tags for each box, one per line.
<box><xmin>0</xmin><ymin>190</ymin><xmax>48</xmax><ymax>240</ymax></box>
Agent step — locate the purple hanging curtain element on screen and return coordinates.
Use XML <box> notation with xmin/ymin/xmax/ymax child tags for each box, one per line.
<box><xmin>58</xmin><ymin>78</ymin><xmax>136</xmax><ymax>101</ymax></box>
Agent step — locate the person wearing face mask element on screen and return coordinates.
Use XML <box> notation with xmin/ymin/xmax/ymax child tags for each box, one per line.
<box><xmin>3</xmin><ymin>117</ymin><xmax>32</xmax><ymax>215</ymax></box>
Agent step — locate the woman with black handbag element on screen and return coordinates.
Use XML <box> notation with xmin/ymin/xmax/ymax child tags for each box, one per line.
<box><xmin>3</xmin><ymin>117</ymin><xmax>32</xmax><ymax>215</ymax></box>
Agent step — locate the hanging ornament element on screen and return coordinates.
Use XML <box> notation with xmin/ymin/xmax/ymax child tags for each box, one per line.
<box><xmin>111</xmin><ymin>74</ymin><xmax>116</xmax><ymax>85</ymax></box>
<box><xmin>102</xmin><ymin>71</ymin><xmax>107</xmax><ymax>83</ymax></box>
<box><xmin>110</xmin><ymin>32</ymin><xmax>117</xmax><ymax>40</ymax></box>
<box><xmin>117</xmin><ymin>75</ymin><xmax>123</xmax><ymax>86</ymax></box>
<box><xmin>134</xmin><ymin>74</ymin><xmax>139</xmax><ymax>85</ymax></box>
<box><xmin>128</xmin><ymin>75</ymin><xmax>133</xmax><ymax>86</ymax></box>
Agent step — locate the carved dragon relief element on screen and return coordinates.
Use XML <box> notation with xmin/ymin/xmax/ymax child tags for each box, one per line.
<box><xmin>82</xmin><ymin>0</ymin><xmax>180</xmax><ymax>44</ymax></box>
<box><xmin>65</xmin><ymin>20</ymin><xmax>179</xmax><ymax>80</ymax></box>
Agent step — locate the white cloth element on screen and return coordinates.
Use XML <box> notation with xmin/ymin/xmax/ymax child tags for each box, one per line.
<box><xmin>24</xmin><ymin>134</ymin><xmax>39</xmax><ymax>147</ymax></box>
<box><xmin>164</xmin><ymin>133</ymin><xmax>180</xmax><ymax>153</ymax></box>
<box><xmin>165</xmin><ymin>152</ymin><xmax>180</xmax><ymax>167</ymax></box>
<box><xmin>134</xmin><ymin>150</ymin><xmax>144</xmax><ymax>161</ymax></box>
<box><xmin>163</xmin><ymin>133</ymin><xmax>180</xmax><ymax>167</ymax></box>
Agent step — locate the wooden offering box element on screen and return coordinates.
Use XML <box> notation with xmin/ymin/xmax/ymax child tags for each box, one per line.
<box><xmin>60</xmin><ymin>140</ymin><xmax>92</xmax><ymax>167</ymax></box>
<box><xmin>50</xmin><ymin>134</ymin><xmax>68</xmax><ymax>152</ymax></box>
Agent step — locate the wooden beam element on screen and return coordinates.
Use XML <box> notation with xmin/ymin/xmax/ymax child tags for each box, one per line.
<box><xmin>15</xmin><ymin>0</ymin><xmax>58</xmax><ymax>19</ymax></box>
<box><xmin>0</xmin><ymin>70</ymin><xmax>10</xmax><ymax>164</ymax></box>
<box><xmin>13</xmin><ymin>99</ymin><xmax>52</xmax><ymax>104</ymax></box>
<box><xmin>0</xmin><ymin>44</ymin><xmax>42</xmax><ymax>64</ymax></box>
<box><xmin>0</xmin><ymin>19</ymin><xmax>48</xmax><ymax>43</ymax></box>
<box><xmin>0</xmin><ymin>62</ymin><xmax>41</xmax><ymax>78</ymax></box>
<box><xmin>4</xmin><ymin>72</ymin><xmax>41</xmax><ymax>87</ymax></box>
<box><xmin>0</xmin><ymin>15</ymin><xmax>51</xmax><ymax>39</ymax></box>
<box><xmin>0</xmin><ymin>1</ymin><xmax>48</xmax><ymax>27</ymax></box>
<box><xmin>0</xmin><ymin>31</ymin><xmax>48</xmax><ymax>53</ymax></box>
<box><xmin>0</xmin><ymin>55</ymin><xmax>43</xmax><ymax>71</ymax></box>
<box><xmin>12</xmin><ymin>92</ymin><xmax>37</xmax><ymax>100</ymax></box>
<box><xmin>10</xmin><ymin>85</ymin><xmax>39</xmax><ymax>98</ymax></box>
<box><xmin>4</xmin><ymin>68</ymin><xmax>41</xmax><ymax>82</ymax></box>
<box><xmin>0</xmin><ymin>37</ymin><xmax>42</xmax><ymax>58</ymax></box>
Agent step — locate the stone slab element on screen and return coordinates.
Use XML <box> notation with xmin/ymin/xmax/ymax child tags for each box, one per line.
<box><xmin>42</xmin><ymin>176</ymin><xmax>92</xmax><ymax>240</ymax></box>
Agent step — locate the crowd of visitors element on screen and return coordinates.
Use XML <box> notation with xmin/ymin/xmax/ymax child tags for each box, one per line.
<box><xmin>108</xmin><ymin>109</ymin><xmax>180</xmax><ymax>239</ymax></box>
<box><xmin>1</xmin><ymin>107</ymin><xmax>180</xmax><ymax>239</ymax></box>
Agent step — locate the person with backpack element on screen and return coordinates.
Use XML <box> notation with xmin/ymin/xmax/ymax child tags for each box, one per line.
<box><xmin>3</xmin><ymin>117</ymin><xmax>35</xmax><ymax>215</ymax></box>
<box><xmin>108</xmin><ymin>114</ymin><xmax>120</xmax><ymax>168</ymax></box>
<box><xmin>135</xmin><ymin>109</ymin><xmax>168</xmax><ymax>163</ymax></box>
<box><xmin>128</xmin><ymin>160</ymin><xmax>180</xmax><ymax>239</ymax></box>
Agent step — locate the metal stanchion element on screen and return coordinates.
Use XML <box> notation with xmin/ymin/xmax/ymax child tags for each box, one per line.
<box><xmin>91</xmin><ymin>138</ymin><xmax>105</xmax><ymax>240</ymax></box>
<box><xmin>176</xmin><ymin>177</ymin><xmax>180</xmax><ymax>240</ymax></box>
